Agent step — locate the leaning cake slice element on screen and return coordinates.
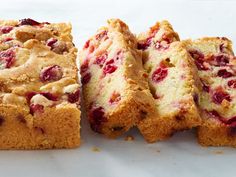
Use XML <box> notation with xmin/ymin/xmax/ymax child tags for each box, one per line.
<box><xmin>137</xmin><ymin>21</ymin><xmax>201</xmax><ymax>142</ymax></box>
<box><xmin>0</xmin><ymin>19</ymin><xmax>80</xmax><ymax>149</ymax></box>
<box><xmin>183</xmin><ymin>37</ymin><xmax>236</xmax><ymax>147</ymax></box>
<box><xmin>79</xmin><ymin>19</ymin><xmax>156</xmax><ymax>138</ymax></box>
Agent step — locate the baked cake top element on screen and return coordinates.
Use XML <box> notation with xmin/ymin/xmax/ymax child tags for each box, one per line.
<box><xmin>0</xmin><ymin>18</ymin><xmax>80</xmax><ymax>115</ymax></box>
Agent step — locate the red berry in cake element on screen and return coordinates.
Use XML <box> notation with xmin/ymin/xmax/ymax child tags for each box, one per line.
<box><xmin>0</xmin><ymin>116</ymin><xmax>5</xmax><ymax>126</ymax></box>
<box><xmin>30</xmin><ymin>104</ymin><xmax>44</xmax><ymax>115</ymax></box>
<box><xmin>189</xmin><ymin>50</ymin><xmax>204</xmax><ymax>60</ymax></box>
<box><xmin>26</xmin><ymin>91</ymin><xmax>57</xmax><ymax>102</ymax></box>
<box><xmin>81</xmin><ymin>72</ymin><xmax>91</xmax><ymax>84</ymax></box>
<box><xmin>137</xmin><ymin>37</ymin><xmax>153</xmax><ymax>50</ymax></box>
<box><xmin>2</xmin><ymin>37</ymin><xmax>13</xmax><ymax>42</ymax></box>
<box><xmin>67</xmin><ymin>89</ymin><xmax>80</xmax><ymax>103</ymax></box>
<box><xmin>0</xmin><ymin>26</ymin><xmax>13</xmax><ymax>34</ymax></box>
<box><xmin>152</xmin><ymin>67</ymin><xmax>168</xmax><ymax>83</ymax></box>
<box><xmin>189</xmin><ymin>50</ymin><xmax>210</xmax><ymax>70</ymax></box>
<box><xmin>19</xmin><ymin>18</ymin><xmax>41</xmax><ymax>26</ymax></box>
<box><xmin>83</xmin><ymin>40</ymin><xmax>90</xmax><ymax>49</ymax></box>
<box><xmin>40</xmin><ymin>65</ymin><xmax>63</xmax><ymax>82</ymax></box>
<box><xmin>228</xmin><ymin>80</ymin><xmax>236</xmax><ymax>89</ymax></box>
<box><xmin>213</xmin><ymin>54</ymin><xmax>229</xmax><ymax>66</ymax></box>
<box><xmin>0</xmin><ymin>49</ymin><xmax>15</xmax><ymax>69</ymax></box>
<box><xmin>212</xmin><ymin>90</ymin><xmax>231</xmax><ymax>104</ymax></box>
<box><xmin>89</xmin><ymin>106</ymin><xmax>107</xmax><ymax>133</ymax></box>
<box><xmin>202</xmin><ymin>84</ymin><xmax>210</xmax><ymax>92</ymax></box>
<box><xmin>95</xmin><ymin>30</ymin><xmax>108</xmax><ymax>41</ymax></box>
<box><xmin>40</xmin><ymin>92</ymin><xmax>58</xmax><ymax>101</ymax></box>
<box><xmin>109</xmin><ymin>92</ymin><xmax>121</xmax><ymax>104</ymax></box>
<box><xmin>46</xmin><ymin>38</ymin><xmax>58</xmax><ymax>48</ymax></box>
<box><xmin>93</xmin><ymin>52</ymin><xmax>107</xmax><ymax>67</ymax></box>
<box><xmin>217</xmin><ymin>69</ymin><xmax>233</xmax><ymax>78</ymax></box>
<box><xmin>80</xmin><ymin>59</ymin><xmax>89</xmax><ymax>74</ymax></box>
<box><xmin>103</xmin><ymin>59</ymin><xmax>117</xmax><ymax>74</ymax></box>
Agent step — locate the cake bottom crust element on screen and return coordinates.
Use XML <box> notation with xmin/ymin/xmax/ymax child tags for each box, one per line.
<box><xmin>138</xmin><ymin>103</ymin><xmax>201</xmax><ymax>143</ymax></box>
<box><xmin>197</xmin><ymin>117</ymin><xmax>236</xmax><ymax>147</ymax></box>
<box><xmin>0</xmin><ymin>105</ymin><xmax>81</xmax><ymax>150</ymax></box>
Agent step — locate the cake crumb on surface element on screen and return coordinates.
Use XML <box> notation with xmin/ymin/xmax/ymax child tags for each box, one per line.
<box><xmin>213</xmin><ymin>150</ymin><xmax>224</xmax><ymax>154</ymax></box>
<box><xmin>91</xmin><ymin>146</ymin><xmax>100</xmax><ymax>152</ymax></box>
<box><xmin>124</xmin><ymin>135</ymin><xmax>134</xmax><ymax>141</ymax></box>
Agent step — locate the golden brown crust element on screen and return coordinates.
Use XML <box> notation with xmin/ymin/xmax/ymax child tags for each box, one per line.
<box><xmin>198</xmin><ymin>112</ymin><xmax>236</xmax><ymax>147</ymax></box>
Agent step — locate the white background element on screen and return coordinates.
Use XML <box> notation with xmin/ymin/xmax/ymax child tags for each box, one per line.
<box><xmin>1</xmin><ymin>0</ymin><xmax>236</xmax><ymax>177</ymax></box>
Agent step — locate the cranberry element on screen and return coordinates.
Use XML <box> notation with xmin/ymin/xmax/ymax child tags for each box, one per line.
<box><xmin>0</xmin><ymin>49</ymin><xmax>15</xmax><ymax>69</ymax></box>
<box><xmin>2</xmin><ymin>37</ymin><xmax>13</xmax><ymax>42</ymax></box>
<box><xmin>189</xmin><ymin>50</ymin><xmax>204</xmax><ymax>60</ymax></box>
<box><xmin>189</xmin><ymin>50</ymin><xmax>209</xmax><ymax>70</ymax></box>
<box><xmin>19</xmin><ymin>18</ymin><xmax>41</xmax><ymax>26</ymax></box>
<box><xmin>202</xmin><ymin>84</ymin><xmax>210</xmax><ymax>92</ymax></box>
<box><xmin>80</xmin><ymin>59</ymin><xmax>89</xmax><ymax>74</ymax></box>
<box><xmin>0</xmin><ymin>116</ymin><xmax>5</xmax><ymax>126</ymax></box>
<box><xmin>217</xmin><ymin>69</ymin><xmax>233</xmax><ymax>78</ymax></box>
<box><xmin>207</xmin><ymin>110</ymin><xmax>221</xmax><ymax>119</ymax></box>
<box><xmin>46</xmin><ymin>38</ymin><xmax>58</xmax><ymax>48</ymax></box>
<box><xmin>228</xmin><ymin>80</ymin><xmax>236</xmax><ymax>89</ymax></box>
<box><xmin>67</xmin><ymin>89</ymin><xmax>80</xmax><ymax>103</ymax></box>
<box><xmin>152</xmin><ymin>67</ymin><xmax>168</xmax><ymax>83</ymax></box>
<box><xmin>226</xmin><ymin>116</ymin><xmax>236</xmax><ymax>125</ymax></box>
<box><xmin>81</xmin><ymin>72</ymin><xmax>91</xmax><ymax>84</ymax></box>
<box><xmin>0</xmin><ymin>26</ymin><xmax>13</xmax><ymax>34</ymax></box>
<box><xmin>83</xmin><ymin>40</ymin><xmax>90</xmax><ymax>49</ymax></box>
<box><xmin>137</xmin><ymin>37</ymin><xmax>153</xmax><ymax>50</ymax></box>
<box><xmin>194</xmin><ymin>59</ymin><xmax>209</xmax><ymax>71</ymax></box>
<box><xmin>103</xmin><ymin>59</ymin><xmax>117</xmax><ymax>74</ymax></box>
<box><xmin>95</xmin><ymin>30</ymin><xmax>108</xmax><ymax>41</ymax></box>
<box><xmin>89</xmin><ymin>106</ymin><xmax>107</xmax><ymax>133</ymax></box>
<box><xmin>25</xmin><ymin>91</ymin><xmax>37</xmax><ymax>102</ymax></box>
<box><xmin>109</xmin><ymin>92</ymin><xmax>121</xmax><ymax>104</ymax></box>
<box><xmin>26</xmin><ymin>91</ymin><xmax>57</xmax><ymax>103</ymax></box>
<box><xmin>93</xmin><ymin>52</ymin><xmax>107</xmax><ymax>67</ymax></box>
<box><xmin>214</xmin><ymin>55</ymin><xmax>229</xmax><ymax>66</ymax></box>
<box><xmin>212</xmin><ymin>90</ymin><xmax>231</xmax><ymax>104</ymax></box>
<box><xmin>40</xmin><ymin>65</ymin><xmax>63</xmax><ymax>82</ymax></box>
<box><xmin>30</xmin><ymin>104</ymin><xmax>44</xmax><ymax>115</ymax></box>
<box><xmin>40</xmin><ymin>92</ymin><xmax>57</xmax><ymax>101</ymax></box>
<box><xmin>207</xmin><ymin>110</ymin><xmax>236</xmax><ymax>127</ymax></box>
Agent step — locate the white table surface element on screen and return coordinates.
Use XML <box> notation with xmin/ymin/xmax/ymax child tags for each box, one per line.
<box><xmin>0</xmin><ymin>0</ymin><xmax>236</xmax><ymax>177</ymax></box>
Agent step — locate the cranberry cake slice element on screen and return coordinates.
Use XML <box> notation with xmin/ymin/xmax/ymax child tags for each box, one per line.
<box><xmin>79</xmin><ymin>19</ymin><xmax>156</xmax><ymax>138</ymax></box>
<box><xmin>0</xmin><ymin>19</ymin><xmax>80</xmax><ymax>149</ymax></box>
<box><xmin>137</xmin><ymin>21</ymin><xmax>201</xmax><ymax>142</ymax></box>
<box><xmin>183</xmin><ymin>37</ymin><xmax>236</xmax><ymax>147</ymax></box>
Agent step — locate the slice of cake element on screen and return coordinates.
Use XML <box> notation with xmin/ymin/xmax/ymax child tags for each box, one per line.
<box><xmin>0</xmin><ymin>19</ymin><xmax>80</xmax><ymax>149</ymax></box>
<box><xmin>183</xmin><ymin>37</ymin><xmax>236</xmax><ymax>147</ymax></box>
<box><xmin>79</xmin><ymin>19</ymin><xmax>156</xmax><ymax>138</ymax></box>
<box><xmin>137</xmin><ymin>21</ymin><xmax>201</xmax><ymax>142</ymax></box>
